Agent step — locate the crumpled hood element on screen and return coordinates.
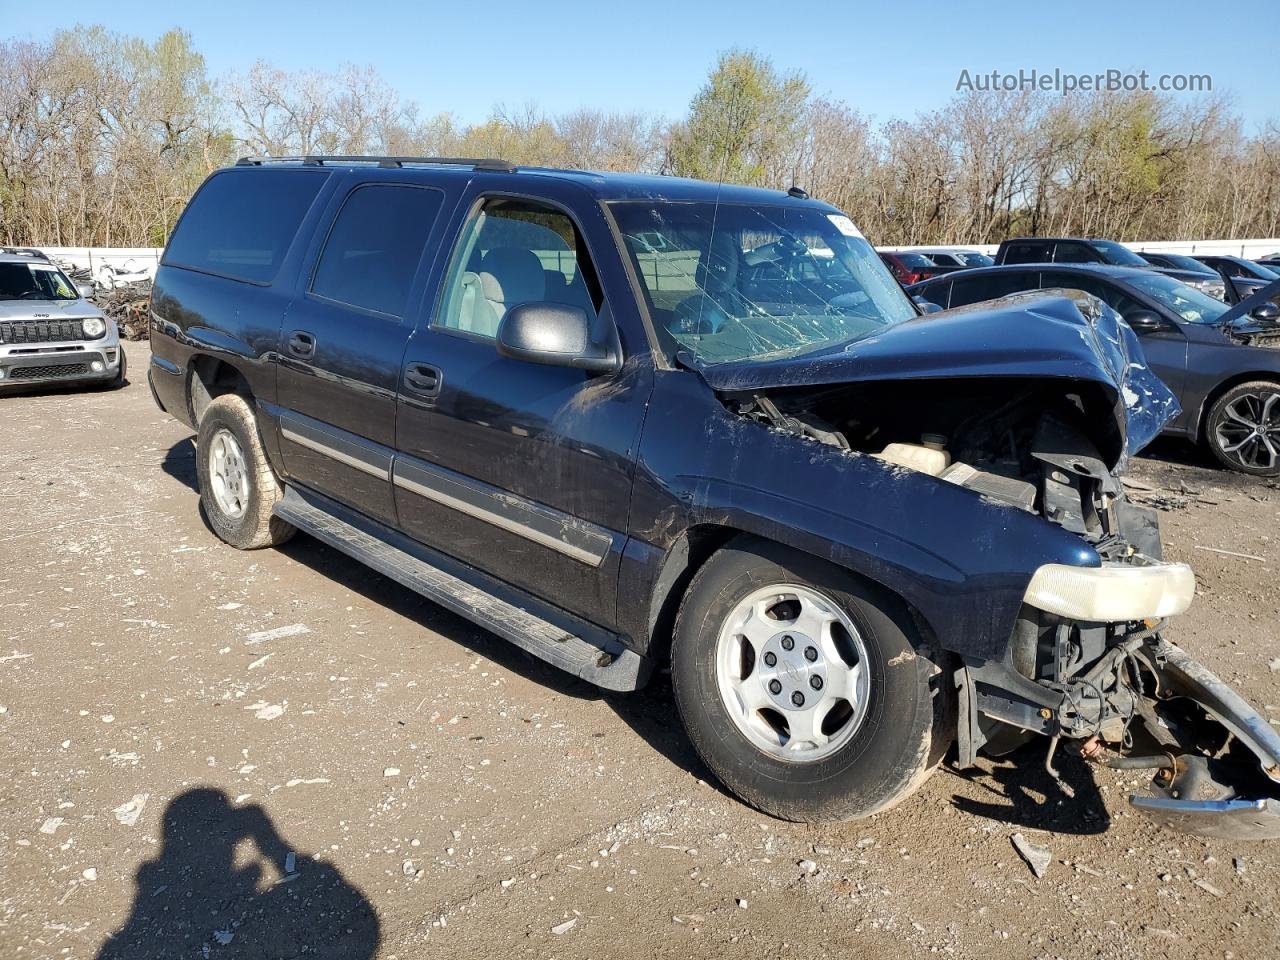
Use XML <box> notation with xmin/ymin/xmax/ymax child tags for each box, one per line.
<box><xmin>0</xmin><ymin>298</ymin><xmax>102</xmax><ymax>322</ymax></box>
<box><xmin>692</xmin><ymin>289</ymin><xmax>1180</xmax><ymax>465</ymax></box>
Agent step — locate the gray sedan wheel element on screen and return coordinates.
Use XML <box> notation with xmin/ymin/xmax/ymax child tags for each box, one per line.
<box><xmin>1207</xmin><ymin>381</ymin><xmax>1280</xmax><ymax>477</ymax></box>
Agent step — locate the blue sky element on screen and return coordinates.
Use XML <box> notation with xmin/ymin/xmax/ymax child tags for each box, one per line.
<box><xmin>6</xmin><ymin>0</ymin><xmax>1274</xmax><ymax>130</ymax></box>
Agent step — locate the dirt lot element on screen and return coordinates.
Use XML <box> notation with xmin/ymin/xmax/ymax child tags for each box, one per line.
<box><xmin>2</xmin><ymin>340</ymin><xmax>1278</xmax><ymax>960</ymax></box>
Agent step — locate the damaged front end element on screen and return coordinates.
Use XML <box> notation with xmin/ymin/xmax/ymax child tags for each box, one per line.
<box><xmin>697</xmin><ymin>290</ymin><xmax>1280</xmax><ymax>840</ymax></box>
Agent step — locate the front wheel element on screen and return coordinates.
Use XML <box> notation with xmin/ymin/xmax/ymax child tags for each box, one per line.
<box><xmin>195</xmin><ymin>394</ymin><xmax>296</xmax><ymax>549</ymax></box>
<box><xmin>671</xmin><ymin>538</ymin><xmax>952</xmax><ymax>822</ymax></box>
<box><xmin>1205</xmin><ymin>381</ymin><xmax>1280</xmax><ymax>476</ymax></box>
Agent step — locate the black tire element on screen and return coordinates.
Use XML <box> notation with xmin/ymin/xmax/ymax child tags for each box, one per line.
<box><xmin>111</xmin><ymin>347</ymin><xmax>127</xmax><ymax>388</ymax></box>
<box><xmin>195</xmin><ymin>394</ymin><xmax>296</xmax><ymax>549</ymax></box>
<box><xmin>671</xmin><ymin>538</ymin><xmax>952</xmax><ymax>822</ymax></box>
<box><xmin>1205</xmin><ymin>380</ymin><xmax>1280</xmax><ymax>477</ymax></box>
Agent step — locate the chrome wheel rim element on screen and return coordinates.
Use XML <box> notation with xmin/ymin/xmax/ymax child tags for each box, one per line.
<box><xmin>1215</xmin><ymin>391</ymin><xmax>1280</xmax><ymax>471</ymax></box>
<box><xmin>714</xmin><ymin>584</ymin><xmax>870</xmax><ymax>763</ymax></box>
<box><xmin>208</xmin><ymin>428</ymin><xmax>248</xmax><ymax>519</ymax></box>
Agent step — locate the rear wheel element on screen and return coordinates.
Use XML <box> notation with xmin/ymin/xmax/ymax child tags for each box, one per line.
<box><xmin>195</xmin><ymin>394</ymin><xmax>295</xmax><ymax>549</ymax></box>
<box><xmin>1205</xmin><ymin>381</ymin><xmax>1280</xmax><ymax>476</ymax></box>
<box><xmin>671</xmin><ymin>538</ymin><xmax>951</xmax><ymax>822</ymax></box>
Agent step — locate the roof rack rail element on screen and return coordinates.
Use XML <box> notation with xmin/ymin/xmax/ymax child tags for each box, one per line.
<box><xmin>234</xmin><ymin>155</ymin><xmax>517</xmax><ymax>173</ymax></box>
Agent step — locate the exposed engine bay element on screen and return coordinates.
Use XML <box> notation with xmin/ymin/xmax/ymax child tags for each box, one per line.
<box><xmin>730</xmin><ymin>377</ymin><xmax>1153</xmax><ymax>554</ymax></box>
<box><xmin>726</xmin><ymin>377</ymin><xmax>1280</xmax><ymax>839</ymax></box>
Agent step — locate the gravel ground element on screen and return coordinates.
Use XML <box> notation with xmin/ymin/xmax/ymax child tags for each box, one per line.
<box><xmin>2</xmin><ymin>341</ymin><xmax>1278</xmax><ymax>960</ymax></box>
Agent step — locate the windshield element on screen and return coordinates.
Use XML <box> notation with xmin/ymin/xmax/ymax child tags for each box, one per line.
<box><xmin>955</xmin><ymin>251</ymin><xmax>994</xmax><ymax>267</ymax></box>
<box><xmin>0</xmin><ymin>261</ymin><xmax>78</xmax><ymax>301</ymax></box>
<box><xmin>1127</xmin><ymin>273</ymin><xmax>1232</xmax><ymax>325</ymax></box>
<box><xmin>611</xmin><ymin>201</ymin><xmax>916</xmax><ymax>365</ymax></box>
<box><xmin>1091</xmin><ymin>240</ymin><xmax>1149</xmax><ymax>267</ymax></box>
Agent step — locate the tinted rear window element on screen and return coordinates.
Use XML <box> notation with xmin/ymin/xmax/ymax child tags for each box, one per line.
<box><xmin>897</xmin><ymin>253</ymin><xmax>935</xmax><ymax>268</ymax></box>
<box><xmin>164</xmin><ymin>170</ymin><xmax>328</xmax><ymax>284</ymax></box>
<box><xmin>949</xmin><ymin>271</ymin><xmax>1039</xmax><ymax>306</ymax></box>
<box><xmin>1002</xmin><ymin>242</ymin><xmax>1050</xmax><ymax>264</ymax></box>
<box><xmin>310</xmin><ymin>184</ymin><xmax>445</xmax><ymax>318</ymax></box>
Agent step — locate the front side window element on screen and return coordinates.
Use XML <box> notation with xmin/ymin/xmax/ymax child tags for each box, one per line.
<box><xmin>612</xmin><ymin>201</ymin><xmax>915</xmax><ymax>365</ymax></box>
<box><xmin>956</xmin><ymin>252</ymin><xmax>995</xmax><ymax>267</ymax></box>
<box><xmin>436</xmin><ymin>198</ymin><xmax>601</xmax><ymax>339</ymax></box>
<box><xmin>311</xmin><ymin>185</ymin><xmax>444</xmax><ymax>318</ymax></box>
<box><xmin>164</xmin><ymin>169</ymin><xmax>328</xmax><ymax>284</ymax></box>
<box><xmin>0</xmin><ymin>262</ymin><xmax>78</xmax><ymax>301</ymax></box>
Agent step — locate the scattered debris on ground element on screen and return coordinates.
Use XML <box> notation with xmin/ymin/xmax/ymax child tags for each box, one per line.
<box><xmin>91</xmin><ymin>282</ymin><xmax>151</xmax><ymax>341</ymax></box>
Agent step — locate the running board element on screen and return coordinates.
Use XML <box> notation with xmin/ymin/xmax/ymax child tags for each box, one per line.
<box><xmin>274</xmin><ymin>487</ymin><xmax>649</xmax><ymax>691</ymax></box>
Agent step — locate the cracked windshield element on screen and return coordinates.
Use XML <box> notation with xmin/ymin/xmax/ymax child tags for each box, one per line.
<box><xmin>612</xmin><ymin>201</ymin><xmax>916</xmax><ymax>364</ymax></box>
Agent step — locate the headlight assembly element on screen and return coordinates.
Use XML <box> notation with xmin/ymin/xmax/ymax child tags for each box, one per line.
<box><xmin>81</xmin><ymin>316</ymin><xmax>107</xmax><ymax>338</ymax></box>
<box><xmin>1023</xmin><ymin>562</ymin><xmax>1195</xmax><ymax>621</ymax></box>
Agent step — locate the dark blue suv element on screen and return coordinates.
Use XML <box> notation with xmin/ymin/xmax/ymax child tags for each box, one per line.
<box><xmin>148</xmin><ymin>157</ymin><xmax>1280</xmax><ymax>838</ymax></box>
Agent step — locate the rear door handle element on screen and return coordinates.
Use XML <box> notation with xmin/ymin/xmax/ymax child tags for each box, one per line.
<box><xmin>404</xmin><ymin>362</ymin><xmax>442</xmax><ymax>396</ymax></box>
<box><xmin>287</xmin><ymin>330</ymin><xmax>316</xmax><ymax>358</ymax></box>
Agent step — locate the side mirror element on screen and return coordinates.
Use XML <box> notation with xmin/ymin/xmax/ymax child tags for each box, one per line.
<box><xmin>496</xmin><ymin>302</ymin><xmax>620</xmax><ymax>373</ymax></box>
<box><xmin>1250</xmin><ymin>300</ymin><xmax>1280</xmax><ymax>323</ymax></box>
<box><xmin>912</xmin><ymin>295</ymin><xmax>943</xmax><ymax>314</ymax></box>
<box><xmin>76</xmin><ymin>282</ymin><xmax>96</xmax><ymax>300</ymax></box>
<box><xmin>1123</xmin><ymin>308</ymin><xmax>1166</xmax><ymax>334</ymax></box>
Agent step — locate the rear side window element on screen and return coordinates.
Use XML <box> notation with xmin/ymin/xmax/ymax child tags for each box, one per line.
<box><xmin>1002</xmin><ymin>242</ymin><xmax>1050</xmax><ymax>265</ymax></box>
<box><xmin>164</xmin><ymin>170</ymin><xmax>327</xmax><ymax>284</ymax></box>
<box><xmin>949</xmin><ymin>271</ymin><xmax>1039</xmax><ymax>306</ymax></box>
<box><xmin>1053</xmin><ymin>242</ymin><xmax>1099</xmax><ymax>264</ymax></box>
<box><xmin>915</xmin><ymin>280</ymin><xmax>951</xmax><ymax>309</ymax></box>
<box><xmin>310</xmin><ymin>185</ymin><xmax>445</xmax><ymax>318</ymax></box>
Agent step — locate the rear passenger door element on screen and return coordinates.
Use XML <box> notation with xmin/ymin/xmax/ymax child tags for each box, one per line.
<box><xmin>274</xmin><ymin>176</ymin><xmax>453</xmax><ymax>524</ymax></box>
<box><xmin>392</xmin><ymin>189</ymin><xmax>653</xmax><ymax>631</ymax></box>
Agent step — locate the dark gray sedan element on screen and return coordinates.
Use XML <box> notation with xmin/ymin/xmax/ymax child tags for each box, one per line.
<box><xmin>909</xmin><ymin>264</ymin><xmax>1280</xmax><ymax>476</ymax></box>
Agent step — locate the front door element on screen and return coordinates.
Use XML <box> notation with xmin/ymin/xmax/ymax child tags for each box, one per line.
<box><xmin>274</xmin><ymin>177</ymin><xmax>450</xmax><ymax>524</ymax></box>
<box><xmin>393</xmin><ymin>191</ymin><xmax>652</xmax><ymax>630</ymax></box>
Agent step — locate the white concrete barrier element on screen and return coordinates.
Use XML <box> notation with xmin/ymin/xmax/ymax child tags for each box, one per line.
<box><xmin>881</xmin><ymin>239</ymin><xmax>1280</xmax><ymax>259</ymax></box>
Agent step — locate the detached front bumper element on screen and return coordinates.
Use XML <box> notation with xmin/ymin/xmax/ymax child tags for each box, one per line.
<box><xmin>0</xmin><ymin>340</ymin><xmax>121</xmax><ymax>390</ymax></box>
<box><xmin>1126</xmin><ymin>639</ymin><xmax>1280</xmax><ymax>840</ymax></box>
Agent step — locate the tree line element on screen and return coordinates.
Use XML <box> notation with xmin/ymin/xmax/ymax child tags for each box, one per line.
<box><xmin>2</xmin><ymin>29</ymin><xmax>1277</xmax><ymax>248</ymax></box>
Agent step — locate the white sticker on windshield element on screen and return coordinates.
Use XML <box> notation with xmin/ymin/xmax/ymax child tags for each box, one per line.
<box><xmin>827</xmin><ymin>215</ymin><xmax>864</xmax><ymax>239</ymax></box>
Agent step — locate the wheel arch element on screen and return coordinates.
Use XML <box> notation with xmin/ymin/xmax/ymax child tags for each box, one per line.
<box><xmin>644</xmin><ymin>524</ymin><xmax>947</xmax><ymax>672</ymax></box>
<box><xmin>188</xmin><ymin>355</ymin><xmax>253</xmax><ymax>426</ymax></box>
<box><xmin>1196</xmin><ymin>371</ymin><xmax>1280</xmax><ymax>442</ymax></box>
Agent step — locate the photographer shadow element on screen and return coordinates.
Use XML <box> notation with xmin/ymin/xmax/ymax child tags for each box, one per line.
<box><xmin>97</xmin><ymin>788</ymin><xmax>379</xmax><ymax>959</ymax></box>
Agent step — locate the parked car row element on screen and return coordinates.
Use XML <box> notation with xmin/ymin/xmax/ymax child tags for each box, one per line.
<box><xmin>877</xmin><ymin>247</ymin><xmax>993</xmax><ymax>284</ymax></box>
<box><xmin>908</xmin><ymin>263</ymin><xmax>1280</xmax><ymax>475</ymax></box>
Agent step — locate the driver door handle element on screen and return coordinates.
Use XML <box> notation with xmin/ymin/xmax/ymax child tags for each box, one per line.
<box><xmin>404</xmin><ymin>362</ymin><xmax>442</xmax><ymax>396</ymax></box>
